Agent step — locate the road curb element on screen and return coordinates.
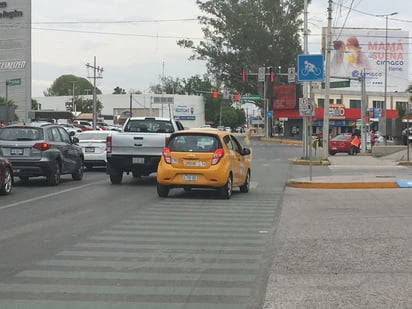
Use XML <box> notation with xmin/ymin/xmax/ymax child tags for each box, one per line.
<box><xmin>286</xmin><ymin>180</ymin><xmax>399</xmax><ymax>189</ymax></box>
<box><xmin>260</xmin><ymin>137</ymin><xmax>302</xmax><ymax>145</ymax></box>
<box><xmin>292</xmin><ymin>159</ymin><xmax>330</xmax><ymax>166</ymax></box>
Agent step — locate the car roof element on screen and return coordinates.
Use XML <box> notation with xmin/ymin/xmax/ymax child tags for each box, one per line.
<box><xmin>172</xmin><ymin>128</ymin><xmax>229</xmax><ymax>136</ymax></box>
<box><xmin>78</xmin><ymin>130</ymin><xmax>112</xmax><ymax>134</ymax></box>
<box><xmin>128</xmin><ymin>117</ymin><xmax>172</xmax><ymax>121</ymax></box>
<box><xmin>5</xmin><ymin>122</ymin><xmax>55</xmax><ymax>128</ymax></box>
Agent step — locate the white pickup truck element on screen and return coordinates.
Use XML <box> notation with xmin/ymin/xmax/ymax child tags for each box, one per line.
<box><xmin>106</xmin><ymin>116</ymin><xmax>185</xmax><ymax>184</ymax></box>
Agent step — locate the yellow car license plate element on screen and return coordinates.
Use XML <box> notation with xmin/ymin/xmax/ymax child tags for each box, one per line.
<box><xmin>183</xmin><ymin>174</ymin><xmax>197</xmax><ymax>181</ymax></box>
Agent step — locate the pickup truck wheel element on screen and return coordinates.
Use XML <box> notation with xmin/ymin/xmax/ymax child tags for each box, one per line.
<box><xmin>47</xmin><ymin>160</ymin><xmax>61</xmax><ymax>186</ymax></box>
<box><xmin>219</xmin><ymin>174</ymin><xmax>232</xmax><ymax>199</ymax></box>
<box><xmin>110</xmin><ymin>173</ymin><xmax>123</xmax><ymax>184</ymax></box>
<box><xmin>157</xmin><ymin>184</ymin><xmax>169</xmax><ymax>197</ymax></box>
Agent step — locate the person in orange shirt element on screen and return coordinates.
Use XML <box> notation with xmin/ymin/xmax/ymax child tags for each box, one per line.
<box><xmin>350</xmin><ymin>133</ymin><xmax>360</xmax><ymax>155</ymax></box>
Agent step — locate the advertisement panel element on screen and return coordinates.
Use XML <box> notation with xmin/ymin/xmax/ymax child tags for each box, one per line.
<box><xmin>322</xmin><ymin>27</ymin><xmax>409</xmax><ymax>92</ymax></box>
<box><xmin>173</xmin><ymin>104</ymin><xmax>196</xmax><ymax>120</ymax></box>
<box><xmin>272</xmin><ymin>84</ymin><xmax>297</xmax><ymax>110</ymax></box>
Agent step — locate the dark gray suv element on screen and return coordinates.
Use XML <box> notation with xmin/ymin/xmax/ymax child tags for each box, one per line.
<box><xmin>0</xmin><ymin>122</ymin><xmax>84</xmax><ymax>185</ymax></box>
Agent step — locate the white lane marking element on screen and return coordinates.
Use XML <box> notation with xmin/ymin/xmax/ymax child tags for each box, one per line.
<box><xmin>0</xmin><ymin>181</ymin><xmax>106</xmax><ymax>211</ymax></box>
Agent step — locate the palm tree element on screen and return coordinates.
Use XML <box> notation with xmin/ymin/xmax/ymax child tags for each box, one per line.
<box><xmin>0</xmin><ymin>97</ymin><xmax>18</xmax><ymax>122</ymax></box>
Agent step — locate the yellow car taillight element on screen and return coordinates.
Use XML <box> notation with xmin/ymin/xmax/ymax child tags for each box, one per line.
<box><xmin>211</xmin><ymin>148</ymin><xmax>224</xmax><ymax>165</ymax></box>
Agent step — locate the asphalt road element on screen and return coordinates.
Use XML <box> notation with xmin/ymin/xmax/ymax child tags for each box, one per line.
<box><xmin>0</xmin><ymin>136</ymin><xmax>302</xmax><ymax>309</ymax></box>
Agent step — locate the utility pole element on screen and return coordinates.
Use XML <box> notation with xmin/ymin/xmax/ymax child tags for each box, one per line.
<box><xmin>302</xmin><ymin>0</ymin><xmax>308</xmax><ymax>158</ymax></box>
<box><xmin>86</xmin><ymin>56</ymin><xmax>103</xmax><ymax>129</ymax></box>
<box><xmin>70</xmin><ymin>81</ymin><xmax>77</xmax><ymax>115</ymax></box>
<box><xmin>361</xmin><ymin>71</ymin><xmax>367</xmax><ymax>153</ymax></box>
<box><xmin>129</xmin><ymin>93</ymin><xmax>134</xmax><ymax>117</ymax></box>
<box><xmin>322</xmin><ymin>0</ymin><xmax>333</xmax><ymax>160</ymax></box>
<box><xmin>5</xmin><ymin>80</ymin><xmax>8</xmax><ymax>103</ymax></box>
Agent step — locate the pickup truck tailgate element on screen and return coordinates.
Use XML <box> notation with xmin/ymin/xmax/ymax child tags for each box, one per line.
<box><xmin>109</xmin><ymin>133</ymin><xmax>169</xmax><ymax>156</ymax></box>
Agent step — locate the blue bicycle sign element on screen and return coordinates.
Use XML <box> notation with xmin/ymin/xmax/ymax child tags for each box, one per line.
<box><xmin>297</xmin><ymin>54</ymin><xmax>324</xmax><ymax>81</ymax></box>
<box><xmin>301</xmin><ymin>61</ymin><xmax>321</xmax><ymax>76</ymax></box>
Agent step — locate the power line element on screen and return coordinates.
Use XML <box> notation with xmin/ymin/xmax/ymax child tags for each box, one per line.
<box><xmin>32</xmin><ymin>27</ymin><xmax>203</xmax><ymax>40</ymax></box>
<box><xmin>332</xmin><ymin>0</ymin><xmax>412</xmax><ymax>23</ymax></box>
<box><xmin>32</xmin><ymin>18</ymin><xmax>198</xmax><ymax>25</ymax></box>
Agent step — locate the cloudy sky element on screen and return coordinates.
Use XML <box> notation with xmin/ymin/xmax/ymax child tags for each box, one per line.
<box><xmin>31</xmin><ymin>0</ymin><xmax>412</xmax><ymax>97</ymax></box>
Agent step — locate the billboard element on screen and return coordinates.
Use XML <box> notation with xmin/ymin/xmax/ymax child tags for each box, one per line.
<box><xmin>272</xmin><ymin>84</ymin><xmax>297</xmax><ymax>110</ymax></box>
<box><xmin>173</xmin><ymin>104</ymin><xmax>196</xmax><ymax>120</ymax></box>
<box><xmin>322</xmin><ymin>27</ymin><xmax>409</xmax><ymax>92</ymax></box>
<box><xmin>0</xmin><ymin>0</ymin><xmax>31</xmax><ymax>122</ymax></box>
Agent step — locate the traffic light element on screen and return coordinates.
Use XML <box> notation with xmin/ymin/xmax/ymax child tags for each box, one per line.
<box><xmin>241</xmin><ymin>67</ymin><xmax>246</xmax><ymax>82</ymax></box>
<box><xmin>269</xmin><ymin>67</ymin><xmax>275</xmax><ymax>82</ymax></box>
<box><xmin>234</xmin><ymin>91</ymin><xmax>240</xmax><ymax>101</ymax></box>
<box><xmin>212</xmin><ymin>88</ymin><xmax>218</xmax><ymax>99</ymax></box>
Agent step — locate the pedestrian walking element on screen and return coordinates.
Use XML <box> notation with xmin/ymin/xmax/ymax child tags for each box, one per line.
<box><xmin>350</xmin><ymin>133</ymin><xmax>360</xmax><ymax>155</ymax></box>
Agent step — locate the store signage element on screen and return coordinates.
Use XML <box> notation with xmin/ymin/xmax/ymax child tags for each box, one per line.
<box><xmin>0</xmin><ymin>2</ymin><xmax>24</xmax><ymax>19</ymax></box>
<box><xmin>0</xmin><ymin>60</ymin><xmax>26</xmax><ymax>70</ymax></box>
<box><xmin>329</xmin><ymin>104</ymin><xmax>345</xmax><ymax>119</ymax></box>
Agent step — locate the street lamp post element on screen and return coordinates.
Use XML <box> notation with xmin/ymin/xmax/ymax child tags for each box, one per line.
<box><xmin>378</xmin><ymin>12</ymin><xmax>398</xmax><ymax>144</ymax></box>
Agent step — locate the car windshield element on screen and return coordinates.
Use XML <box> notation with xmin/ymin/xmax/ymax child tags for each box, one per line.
<box><xmin>78</xmin><ymin>132</ymin><xmax>109</xmax><ymax>140</ymax></box>
<box><xmin>124</xmin><ymin>119</ymin><xmax>174</xmax><ymax>133</ymax></box>
<box><xmin>0</xmin><ymin>127</ymin><xmax>43</xmax><ymax>141</ymax></box>
<box><xmin>169</xmin><ymin>134</ymin><xmax>219</xmax><ymax>152</ymax></box>
<box><xmin>333</xmin><ymin>134</ymin><xmax>350</xmax><ymax>141</ymax></box>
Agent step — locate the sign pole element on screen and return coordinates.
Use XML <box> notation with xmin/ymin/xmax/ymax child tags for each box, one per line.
<box><xmin>322</xmin><ymin>0</ymin><xmax>333</xmax><ymax>160</ymax></box>
<box><xmin>309</xmin><ymin>107</ymin><xmax>313</xmax><ymax>180</ymax></box>
<box><xmin>5</xmin><ymin>80</ymin><xmax>8</xmax><ymax>102</ymax></box>
<box><xmin>361</xmin><ymin>71</ymin><xmax>367</xmax><ymax>153</ymax></box>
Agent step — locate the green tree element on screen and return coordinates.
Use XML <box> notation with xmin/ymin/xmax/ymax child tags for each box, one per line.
<box><xmin>407</xmin><ymin>85</ymin><xmax>412</xmax><ymax>104</ymax></box>
<box><xmin>74</xmin><ymin>97</ymin><xmax>103</xmax><ymax>114</ymax></box>
<box><xmin>183</xmin><ymin>74</ymin><xmax>214</xmax><ymax>95</ymax></box>
<box><xmin>32</xmin><ymin>99</ymin><xmax>40</xmax><ymax>110</ymax></box>
<box><xmin>0</xmin><ymin>97</ymin><xmax>18</xmax><ymax>121</ymax></box>
<box><xmin>113</xmin><ymin>86</ymin><xmax>126</xmax><ymax>94</ymax></box>
<box><xmin>44</xmin><ymin>74</ymin><xmax>102</xmax><ymax>96</ymax></box>
<box><xmin>150</xmin><ymin>76</ymin><xmax>186</xmax><ymax>94</ymax></box>
<box><xmin>178</xmin><ymin>0</ymin><xmax>307</xmax><ymax>93</ymax></box>
<box><xmin>148</xmin><ymin>74</ymin><xmax>246</xmax><ymax>127</ymax></box>
<box><xmin>0</xmin><ymin>97</ymin><xmax>16</xmax><ymax>106</ymax></box>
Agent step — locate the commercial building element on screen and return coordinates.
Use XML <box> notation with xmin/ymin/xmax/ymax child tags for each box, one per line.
<box><xmin>32</xmin><ymin>94</ymin><xmax>206</xmax><ymax>128</ymax></box>
<box><xmin>0</xmin><ymin>0</ymin><xmax>31</xmax><ymax>122</ymax></box>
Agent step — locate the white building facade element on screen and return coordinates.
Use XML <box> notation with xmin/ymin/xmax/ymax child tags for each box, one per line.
<box><xmin>33</xmin><ymin>93</ymin><xmax>206</xmax><ymax>128</ymax></box>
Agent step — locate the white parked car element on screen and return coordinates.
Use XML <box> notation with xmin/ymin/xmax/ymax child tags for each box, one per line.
<box><xmin>58</xmin><ymin>123</ymin><xmax>82</xmax><ymax>136</ymax></box>
<box><xmin>76</xmin><ymin>130</ymin><xmax>116</xmax><ymax>169</ymax></box>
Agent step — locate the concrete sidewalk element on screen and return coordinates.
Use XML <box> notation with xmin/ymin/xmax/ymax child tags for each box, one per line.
<box><xmin>286</xmin><ymin>150</ymin><xmax>412</xmax><ymax>189</ymax></box>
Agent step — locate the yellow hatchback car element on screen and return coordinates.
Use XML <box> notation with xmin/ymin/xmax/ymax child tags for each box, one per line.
<box><xmin>156</xmin><ymin>129</ymin><xmax>251</xmax><ymax>199</ymax></box>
